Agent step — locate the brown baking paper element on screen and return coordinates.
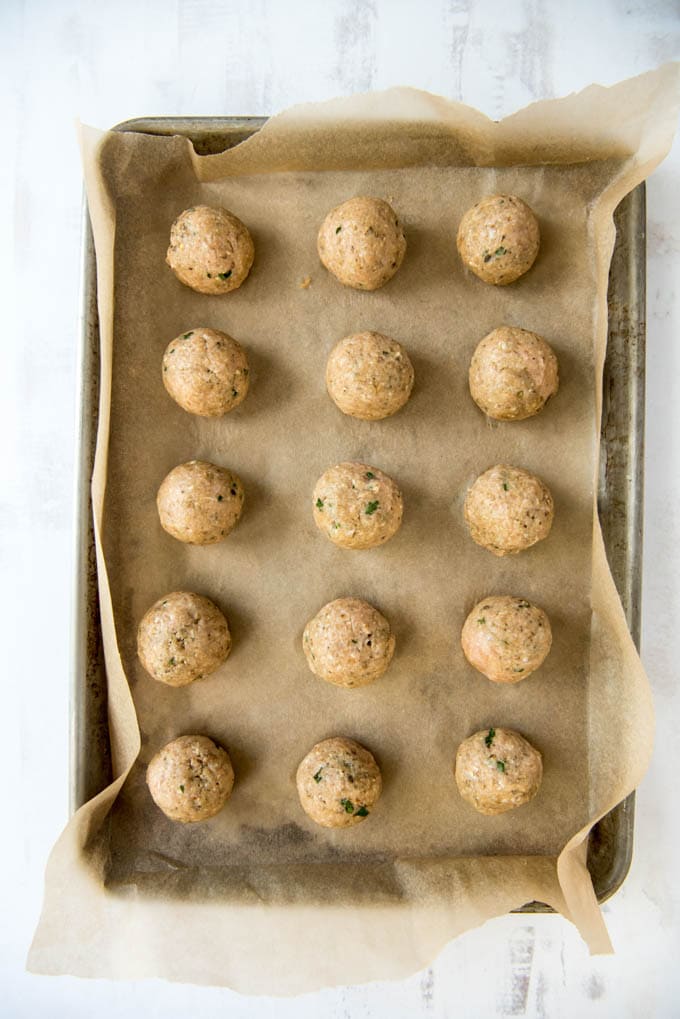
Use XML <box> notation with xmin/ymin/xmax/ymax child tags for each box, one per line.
<box><xmin>30</xmin><ymin>65</ymin><xmax>679</xmax><ymax>992</ymax></box>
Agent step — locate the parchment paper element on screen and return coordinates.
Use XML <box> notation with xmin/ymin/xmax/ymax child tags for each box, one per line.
<box><xmin>29</xmin><ymin>65</ymin><xmax>680</xmax><ymax>993</ymax></box>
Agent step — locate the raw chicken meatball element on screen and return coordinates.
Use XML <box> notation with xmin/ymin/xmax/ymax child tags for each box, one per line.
<box><xmin>313</xmin><ymin>462</ymin><xmax>403</xmax><ymax>550</ymax></box>
<box><xmin>146</xmin><ymin>734</ymin><xmax>235</xmax><ymax>823</ymax></box>
<box><xmin>137</xmin><ymin>591</ymin><xmax>232</xmax><ymax>687</ymax></box>
<box><xmin>296</xmin><ymin>736</ymin><xmax>382</xmax><ymax>828</ymax></box>
<box><xmin>463</xmin><ymin>464</ymin><xmax>554</xmax><ymax>556</ymax></box>
<box><xmin>303</xmin><ymin>597</ymin><xmax>395</xmax><ymax>688</ymax></box>
<box><xmin>469</xmin><ymin>326</ymin><xmax>559</xmax><ymax>421</ymax></box>
<box><xmin>162</xmin><ymin>327</ymin><xmax>250</xmax><ymax>417</ymax></box>
<box><xmin>317</xmin><ymin>197</ymin><xmax>406</xmax><ymax>291</ymax></box>
<box><xmin>166</xmin><ymin>205</ymin><xmax>254</xmax><ymax>295</ymax></box>
<box><xmin>457</xmin><ymin>195</ymin><xmax>540</xmax><ymax>285</ymax></box>
<box><xmin>157</xmin><ymin>459</ymin><xmax>244</xmax><ymax>545</ymax></box>
<box><xmin>326</xmin><ymin>331</ymin><xmax>414</xmax><ymax>421</ymax></box>
<box><xmin>455</xmin><ymin>727</ymin><xmax>543</xmax><ymax>815</ymax></box>
<box><xmin>461</xmin><ymin>595</ymin><xmax>552</xmax><ymax>684</ymax></box>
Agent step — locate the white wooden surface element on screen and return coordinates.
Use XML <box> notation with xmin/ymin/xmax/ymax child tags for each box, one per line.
<box><xmin>2</xmin><ymin>0</ymin><xmax>679</xmax><ymax>1015</ymax></box>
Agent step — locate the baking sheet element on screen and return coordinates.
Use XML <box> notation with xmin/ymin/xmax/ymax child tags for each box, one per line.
<box><xmin>30</xmin><ymin>65</ymin><xmax>680</xmax><ymax>993</ymax></box>
<box><xmin>69</xmin><ymin>128</ymin><xmax>646</xmax><ymax>909</ymax></box>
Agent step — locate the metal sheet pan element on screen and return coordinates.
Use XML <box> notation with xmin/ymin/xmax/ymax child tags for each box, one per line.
<box><xmin>72</xmin><ymin>117</ymin><xmax>645</xmax><ymax>908</ymax></box>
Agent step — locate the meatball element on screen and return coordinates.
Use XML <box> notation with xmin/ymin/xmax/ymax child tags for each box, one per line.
<box><xmin>326</xmin><ymin>331</ymin><xmax>414</xmax><ymax>421</ymax></box>
<box><xmin>157</xmin><ymin>460</ymin><xmax>244</xmax><ymax>545</ymax></box>
<box><xmin>296</xmin><ymin>736</ymin><xmax>382</xmax><ymax>828</ymax></box>
<box><xmin>166</xmin><ymin>205</ymin><xmax>254</xmax><ymax>295</ymax></box>
<box><xmin>303</xmin><ymin>597</ymin><xmax>395</xmax><ymax>688</ymax></box>
<box><xmin>455</xmin><ymin>727</ymin><xmax>543</xmax><ymax>815</ymax></box>
<box><xmin>461</xmin><ymin>595</ymin><xmax>552</xmax><ymax>684</ymax></box>
<box><xmin>469</xmin><ymin>326</ymin><xmax>559</xmax><ymax>421</ymax></box>
<box><xmin>146</xmin><ymin>734</ymin><xmax>235</xmax><ymax>823</ymax></box>
<box><xmin>463</xmin><ymin>464</ymin><xmax>554</xmax><ymax>556</ymax></box>
<box><xmin>457</xmin><ymin>195</ymin><xmax>540</xmax><ymax>285</ymax></box>
<box><xmin>137</xmin><ymin>591</ymin><xmax>231</xmax><ymax>687</ymax></box>
<box><xmin>162</xmin><ymin>327</ymin><xmax>250</xmax><ymax>417</ymax></box>
<box><xmin>317</xmin><ymin>197</ymin><xmax>406</xmax><ymax>291</ymax></box>
<box><xmin>313</xmin><ymin>462</ymin><xmax>403</xmax><ymax>550</ymax></box>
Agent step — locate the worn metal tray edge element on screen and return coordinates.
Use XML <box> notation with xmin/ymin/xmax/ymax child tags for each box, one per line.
<box><xmin>72</xmin><ymin>117</ymin><xmax>645</xmax><ymax>912</ymax></box>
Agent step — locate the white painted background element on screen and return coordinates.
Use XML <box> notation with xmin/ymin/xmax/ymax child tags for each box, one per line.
<box><xmin>2</xmin><ymin>0</ymin><xmax>679</xmax><ymax>1015</ymax></box>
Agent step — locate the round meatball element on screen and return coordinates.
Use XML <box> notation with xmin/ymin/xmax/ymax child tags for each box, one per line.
<box><xmin>166</xmin><ymin>205</ymin><xmax>254</xmax><ymax>295</ymax></box>
<box><xmin>457</xmin><ymin>195</ymin><xmax>540</xmax><ymax>285</ymax></box>
<box><xmin>463</xmin><ymin>464</ymin><xmax>554</xmax><ymax>556</ymax></box>
<box><xmin>163</xmin><ymin>327</ymin><xmax>250</xmax><ymax>417</ymax></box>
<box><xmin>303</xmin><ymin>597</ymin><xmax>395</xmax><ymax>688</ymax></box>
<box><xmin>461</xmin><ymin>596</ymin><xmax>552</xmax><ymax>684</ymax></box>
<box><xmin>137</xmin><ymin>591</ymin><xmax>231</xmax><ymax>687</ymax></box>
<box><xmin>146</xmin><ymin>734</ymin><xmax>235</xmax><ymax>823</ymax></box>
<box><xmin>469</xmin><ymin>326</ymin><xmax>559</xmax><ymax>421</ymax></box>
<box><xmin>455</xmin><ymin>727</ymin><xmax>543</xmax><ymax>815</ymax></box>
<box><xmin>326</xmin><ymin>331</ymin><xmax>414</xmax><ymax>421</ymax></box>
<box><xmin>157</xmin><ymin>460</ymin><xmax>244</xmax><ymax>545</ymax></box>
<box><xmin>313</xmin><ymin>462</ymin><xmax>403</xmax><ymax>550</ymax></box>
<box><xmin>317</xmin><ymin>197</ymin><xmax>406</xmax><ymax>291</ymax></box>
<box><xmin>296</xmin><ymin>736</ymin><xmax>382</xmax><ymax>828</ymax></box>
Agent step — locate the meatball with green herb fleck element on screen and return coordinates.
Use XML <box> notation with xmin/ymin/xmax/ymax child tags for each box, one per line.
<box><xmin>463</xmin><ymin>464</ymin><xmax>554</xmax><ymax>556</ymax></box>
<box><xmin>455</xmin><ymin>727</ymin><xmax>543</xmax><ymax>815</ymax></box>
<box><xmin>461</xmin><ymin>595</ymin><xmax>552</xmax><ymax>684</ymax></box>
<box><xmin>137</xmin><ymin>591</ymin><xmax>231</xmax><ymax>687</ymax></box>
<box><xmin>147</xmin><ymin>734</ymin><xmax>234</xmax><ymax>823</ymax></box>
<box><xmin>457</xmin><ymin>195</ymin><xmax>540</xmax><ymax>285</ymax></box>
<box><xmin>157</xmin><ymin>459</ymin><xmax>244</xmax><ymax>545</ymax></box>
<box><xmin>303</xmin><ymin>597</ymin><xmax>395</xmax><ymax>688</ymax></box>
<box><xmin>313</xmin><ymin>461</ymin><xmax>403</xmax><ymax>550</ymax></box>
<box><xmin>469</xmin><ymin>326</ymin><xmax>559</xmax><ymax>421</ymax></box>
<box><xmin>326</xmin><ymin>331</ymin><xmax>414</xmax><ymax>420</ymax></box>
<box><xmin>166</xmin><ymin>205</ymin><xmax>254</xmax><ymax>295</ymax></box>
<box><xmin>163</xmin><ymin>327</ymin><xmax>250</xmax><ymax>417</ymax></box>
<box><xmin>317</xmin><ymin>197</ymin><xmax>406</xmax><ymax>291</ymax></box>
<box><xmin>296</xmin><ymin>736</ymin><xmax>382</xmax><ymax>828</ymax></box>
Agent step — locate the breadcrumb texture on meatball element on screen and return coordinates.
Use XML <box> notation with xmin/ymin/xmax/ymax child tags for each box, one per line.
<box><xmin>326</xmin><ymin>331</ymin><xmax>414</xmax><ymax>421</ymax></box>
<box><xmin>296</xmin><ymin>736</ymin><xmax>382</xmax><ymax>828</ymax></box>
<box><xmin>461</xmin><ymin>595</ymin><xmax>552</xmax><ymax>683</ymax></box>
<box><xmin>163</xmin><ymin>327</ymin><xmax>250</xmax><ymax>417</ymax></box>
<box><xmin>303</xmin><ymin>597</ymin><xmax>395</xmax><ymax>688</ymax></box>
<box><xmin>317</xmin><ymin>197</ymin><xmax>406</xmax><ymax>291</ymax></box>
<box><xmin>313</xmin><ymin>461</ymin><xmax>403</xmax><ymax>550</ymax></box>
<box><xmin>469</xmin><ymin>326</ymin><xmax>559</xmax><ymax>421</ymax></box>
<box><xmin>463</xmin><ymin>464</ymin><xmax>554</xmax><ymax>556</ymax></box>
<box><xmin>457</xmin><ymin>195</ymin><xmax>540</xmax><ymax>285</ymax></box>
<box><xmin>455</xmin><ymin>727</ymin><xmax>543</xmax><ymax>815</ymax></box>
<box><xmin>137</xmin><ymin>590</ymin><xmax>231</xmax><ymax>687</ymax></box>
<box><xmin>157</xmin><ymin>459</ymin><xmax>245</xmax><ymax>545</ymax></box>
<box><xmin>146</xmin><ymin>734</ymin><xmax>235</xmax><ymax>823</ymax></box>
<box><xmin>166</xmin><ymin>205</ymin><xmax>254</xmax><ymax>295</ymax></box>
